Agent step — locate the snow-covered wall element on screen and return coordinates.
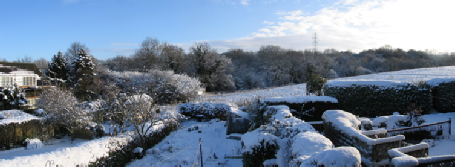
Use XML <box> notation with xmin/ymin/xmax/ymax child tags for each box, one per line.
<box><xmin>323</xmin><ymin>110</ymin><xmax>405</xmax><ymax>164</ymax></box>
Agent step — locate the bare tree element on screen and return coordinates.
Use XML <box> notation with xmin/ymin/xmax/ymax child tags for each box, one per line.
<box><xmin>65</xmin><ymin>42</ymin><xmax>90</xmax><ymax>64</ymax></box>
<box><xmin>34</xmin><ymin>58</ymin><xmax>48</xmax><ymax>69</ymax></box>
<box><xmin>14</xmin><ymin>55</ymin><xmax>33</xmax><ymax>63</ymax></box>
<box><xmin>37</xmin><ymin>87</ymin><xmax>90</xmax><ymax>141</ymax></box>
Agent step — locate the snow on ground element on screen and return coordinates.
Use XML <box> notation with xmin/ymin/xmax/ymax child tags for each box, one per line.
<box><xmin>128</xmin><ymin>120</ymin><xmax>243</xmax><ymax>167</ymax></box>
<box><xmin>0</xmin><ymin>110</ymin><xmax>40</xmax><ymax>125</ymax></box>
<box><xmin>197</xmin><ymin>84</ymin><xmax>308</xmax><ymax>106</ymax></box>
<box><xmin>0</xmin><ymin>133</ymin><xmax>133</xmax><ymax>167</ymax></box>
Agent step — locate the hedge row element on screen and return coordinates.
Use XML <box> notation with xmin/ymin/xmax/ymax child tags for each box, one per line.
<box><xmin>431</xmin><ymin>81</ymin><xmax>455</xmax><ymax>113</ymax></box>
<box><xmin>263</xmin><ymin>101</ymin><xmax>339</xmax><ymax>122</ymax></box>
<box><xmin>178</xmin><ymin>103</ymin><xmax>230</xmax><ymax>121</ymax></box>
<box><xmin>0</xmin><ymin>120</ymin><xmax>60</xmax><ymax>149</ymax></box>
<box><xmin>89</xmin><ymin>121</ymin><xmax>179</xmax><ymax>166</ymax></box>
<box><xmin>323</xmin><ymin>84</ymin><xmax>432</xmax><ymax>118</ymax></box>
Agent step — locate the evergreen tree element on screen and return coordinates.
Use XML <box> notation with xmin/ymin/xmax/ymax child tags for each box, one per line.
<box><xmin>68</xmin><ymin>48</ymin><xmax>95</xmax><ymax>100</ymax></box>
<box><xmin>47</xmin><ymin>51</ymin><xmax>69</xmax><ymax>80</ymax></box>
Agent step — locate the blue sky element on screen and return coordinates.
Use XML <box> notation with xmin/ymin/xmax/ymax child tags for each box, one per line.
<box><xmin>1</xmin><ymin>0</ymin><xmax>454</xmax><ymax>62</ymax></box>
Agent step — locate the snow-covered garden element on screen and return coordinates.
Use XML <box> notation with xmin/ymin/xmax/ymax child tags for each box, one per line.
<box><xmin>1</xmin><ymin>66</ymin><xmax>455</xmax><ymax>166</ymax></box>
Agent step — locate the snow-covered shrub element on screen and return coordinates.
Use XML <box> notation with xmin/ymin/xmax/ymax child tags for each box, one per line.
<box><xmin>324</xmin><ymin>80</ymin><xmax>432</xmax><ymax>117</ymax></box>
<box><xmin>306</xmin><ymin>74</ymin><xmax>327</xmax><ymax>96</ymax></box>
<box><xmin>241</xmin><ymin>129</ymin><xmax>279</xmax><ymax>167</ymax></box>
<box><xmin>301</xmin><ymin>147</ymin><xmax>361</xmax><ymax>167</ymax></box>
<box><xmin>178</xmin><ymin>103</ymin><xmax>230</xmax><ymax>120</ymax></box>
<box><xmin>263</xmin><ymin>96</ymin><xmax>339</xmax><ymax>122</ymax></box>
<box><xmin>428</xmin><ymin>78</ymin><xmax>455</xmax><ymax>113</ymax></box>
<box><xmin>0</xmin><ymin>84</ymin><xmax>28</xmax><ymax>110</ymax></box>
<box><xmin>290</xmin><ymin>131</ymin><xmax>333</xmax><ymax>166</ymax></box>
<box><xmin>24</xmin><ymin>138</ymin><xmax>43</xmax><ymax>150</ymax></box>
<box><xmin>244</xmin><ymin>99</ymin><xmax>267</xmax><ymax>128</ymax></box>
<box><xmin>103</xmin><ymin>70</ymin><xmax>202</xmax><ymax>104</ymax></box>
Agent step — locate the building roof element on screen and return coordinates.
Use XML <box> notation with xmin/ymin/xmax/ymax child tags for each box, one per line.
<box><xmin>0</xmin><ymin>63</ymin><xmax>43</xmax><ymax>77</ymax></box>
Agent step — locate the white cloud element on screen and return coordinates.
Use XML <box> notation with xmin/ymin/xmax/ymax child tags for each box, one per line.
<box><xmin>240</xmin><ymin>0</ymin><xmax>250</xmax><ymax>6</ymax></box>
<box><xmin>202</xmin><ymin>0</ymin><xmax>455</xmax><ymax>53</ymax></box>
<box><xmin>263</xmin><ymin>21</ymin><xmax>275</xmax><ymax>25</ymax></box>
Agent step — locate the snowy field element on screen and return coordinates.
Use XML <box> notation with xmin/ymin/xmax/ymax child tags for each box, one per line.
<box><xmin>128</xmin><ymin>120</ymin><xmax>243</xmax><ymax>166</ymax></box>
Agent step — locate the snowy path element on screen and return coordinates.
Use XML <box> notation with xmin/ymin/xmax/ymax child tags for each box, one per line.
<box><xmin>128</xmin><ymin>120</ymin><xmax>243</xmax><ymax>166</ymax></box>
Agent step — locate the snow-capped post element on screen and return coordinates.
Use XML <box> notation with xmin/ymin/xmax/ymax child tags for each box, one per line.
<box><xmin>199</xmin><ymin>138</ymin><xmax>203</xmax><ymax>167</ymax></box>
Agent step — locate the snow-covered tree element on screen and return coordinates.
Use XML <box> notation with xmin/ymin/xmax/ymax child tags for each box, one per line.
<box><xmin>47</xmin><ymin>51</ymin><xmax>69</xmax><ymax>80</ymax></box>
<box><xmin>0</xmin><ymin>84</ymin><xmax>28</xmax><ymax>110</ymax></box>
<box><xmin>188</xmin><ymin>42</ymin><xmax>235</xmax><ymax>92</ymax></box>
<box><xmin>37</xmin><ymin>87</ymin><xmax>89</xmax><ymax>141</ymax></box>
<box><xmin>68</xmin><ymin>48</ymin><xmax>95</xmax><ymax>100</ymax></box>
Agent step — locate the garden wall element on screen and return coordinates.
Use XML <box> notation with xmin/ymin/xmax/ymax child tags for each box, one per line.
<box><xmin>324</xmin><ymin>81</ymin><xmax>431</xmax><ymax>118</ymax></box>
<box><xmin>322</xmin><ymin>110</ymin><xmax>405</xmax><ymax>165</ymax></box>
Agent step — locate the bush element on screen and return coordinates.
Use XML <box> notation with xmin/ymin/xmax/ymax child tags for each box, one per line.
<box><xmin>242</xmin><ymin>139</ymin><xmax>279</xmax><ymax>167</ymax></box>
<box><xmin>0</xmin><ymin>120</ymin><xmax>58</xmax><ymax>150</ymax></box>
<box><xmin>264</xmin><ymin>101</ymin><xmax>339</xmax><ymax>122</ymax></box>
<box><xmin>306</xmin><ymin>74</ymin><xmax>327</xmax><ymax>96</ymax></box>
<box><xmin>324</xmin><ymin>82</ymin><xmax>431</xmax><ymax>118</ymax></box>
<box><xmin>178</xmin><ymin>103</ymin><xmax>230</xmax><ymax>121</ymax></box>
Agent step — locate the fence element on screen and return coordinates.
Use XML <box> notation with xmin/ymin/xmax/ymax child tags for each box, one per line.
<box><xmin>307</xmin><ymin>121</ymin><xmax>324</xmax><ymax>133</ymax></box>
<box><xmin>387</xmin><ymin>119</ymin><xmax>451</xmax><ymax>139</ymax></box>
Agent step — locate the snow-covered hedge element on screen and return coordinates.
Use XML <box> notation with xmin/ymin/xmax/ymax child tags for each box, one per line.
<box><xmin>241</xmin><ymin>129</ymin><xmax>279</xmax><ymax>167</ymax></box>
<box><xmin>178</xmin><ymin>103</ymin><xmax>230</xmax><ymax>120</ymax></box>
<box><xmin>324</xmin><ymin>80</ymin><xmax>432</xmax><ymax>117</ymax></box>
<box><xmin>428</xmin><ymin>78</ymin><xmax>455</xmax><ymax>113</ymax></box>
<box><xmin>104</xmin><ymin>70</ymin><xmax>202</xmax><ymax>104</ymax></box>
<box><xmin>290</xmin><ymin>131</ymin><xmax>333</xmax><ymax>165</ymax></box>
<box><xmin>301</xmin><ymin>147</ymin><xmax>361</xmax><ymax>167</ymax></box>
<box><xmin>263</xmin><ymin>96</ymin><xmax>339</xmax><ymax>121</ymax></box>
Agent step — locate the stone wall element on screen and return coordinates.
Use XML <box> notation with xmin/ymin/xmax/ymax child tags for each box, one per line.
<box><xmin>324</xmin><ymin>121</ymin><xmax>403</xmax><ymax>163</ymax></box>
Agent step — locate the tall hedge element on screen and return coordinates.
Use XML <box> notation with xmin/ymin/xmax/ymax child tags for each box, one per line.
<box><xmin>0</xmin><ymin>120</ymin><xmax>58</xmax><ymax>149</ymax></box>
<box><xmin>431</xmin><ymin>81</ymin><xmax>455</xmax><ymax>113</ymax></box>
<box><xmin>323</xmin><ymin>83</ymin><xmax>431</xmax><ymax>118</ymax></box>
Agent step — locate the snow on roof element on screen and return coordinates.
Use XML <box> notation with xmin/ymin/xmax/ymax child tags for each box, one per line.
<box><xmin>291</xmin><ymin>131</ymin><xmax>333</xmax><ymax>162</ymax></box>
<box><xmin>301</xmin><ymin>147</ymin><xmax>361</xmax><ymax>167</ymax></box>
<box><xmin>325</xmin><ymin>80</ymin><xmax>409</xmax><ymax>88</ymax></box>
<box><xmin>0</xmin><ymin>110</ymin><xmax>40</xmax><ymax>125</ymax></box>
<box><xmin>263</xmin><ymin>96</ymin><xmax>338</xmax><ymax>104</ymax></box>
<box><xmin>427</xmin><ymin>77</ymin><xmax>455</xmax><ymax>86</ymax></box>
<box><xmin>323</xmin><ymin>110</ymin><xmax>405</xmax><ymax>145</ymax></box>
<box><xmin>229</xmin><ymin>107</ymin><xmax>250</xmax><ymax>119</ymax></box>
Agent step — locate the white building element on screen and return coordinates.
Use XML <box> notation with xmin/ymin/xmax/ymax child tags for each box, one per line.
<box><xmin>0</xmin><ymin>63</ymin><xmax>41</xmax><ymax>89</ymax></box>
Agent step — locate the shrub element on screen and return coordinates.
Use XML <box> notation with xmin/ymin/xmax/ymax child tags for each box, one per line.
<box><xmin>306</xmin><ymin>74</ymin><xmax>327</xmax><ymax>96</ymax></box>
<box><xmin>178</xmin><ymin>103</ymin><xmax>230</xmax><ymax>121</ymax></box>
